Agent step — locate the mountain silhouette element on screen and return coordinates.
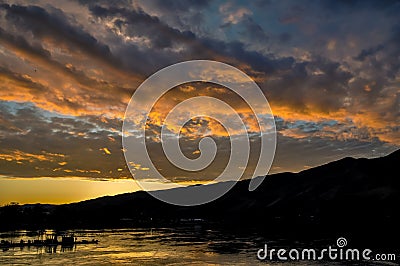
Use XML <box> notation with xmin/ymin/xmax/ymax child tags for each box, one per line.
<box><xmin>1</xmin><ymin>150</ymin><xmax>399</xmax><ymax>247</ymax></box>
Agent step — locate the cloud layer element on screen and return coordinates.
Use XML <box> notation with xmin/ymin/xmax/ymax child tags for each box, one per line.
<box><xmin>0</xmin><ymin>0</ymin><xmax>399</xmax><ymax>181</ymax></box>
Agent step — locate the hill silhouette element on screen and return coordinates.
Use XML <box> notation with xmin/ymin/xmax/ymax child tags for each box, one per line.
<box><xmin>1</xmin><ymin>150</ymin><xmax>399</xmax><ymax>247</ymax></box>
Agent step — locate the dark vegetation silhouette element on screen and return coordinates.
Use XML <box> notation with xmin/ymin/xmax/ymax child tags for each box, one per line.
<box><xmin>1</xmin><ymin>150</ymin><xmax>399</xmax><ymax>248</ymax></box>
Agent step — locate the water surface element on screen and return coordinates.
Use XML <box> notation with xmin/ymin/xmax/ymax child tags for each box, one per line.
<box><xmin>0</xmin><ymin>228</ymin><xmax>392</xmax><ymax>265</ymax></box>
<box><xmin>0</xmin><ymin>227</ymin><xmax>264</xmax><ymax>265</ymax></box>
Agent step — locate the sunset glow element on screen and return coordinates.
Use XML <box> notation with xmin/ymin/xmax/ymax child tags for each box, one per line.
<box><xmin>0</xmin><ymin>0</ymin><xmax>399</xmax><ymax>204</ymax></box>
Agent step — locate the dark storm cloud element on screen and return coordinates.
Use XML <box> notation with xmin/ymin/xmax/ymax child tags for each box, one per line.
<box><xmin>200</xmin><ymin>38</ymin><xmax>295</xmax><ymax>74</ymax></box>
<box><xmin>384</xmin><ymin>24</ymin><xmax>400</xmax><ymax>78</ymax></box>
<box><xmin>266</xmin><ymin>56</ymin><xmax>353</xmax><ymax>113</ymax></box>
<box><xmin>74</xmin><ymin>0</ymin><xmax>400</xmax><ymax>90</ymax></box>
<box><xmin>142</xmin><ymin>0</ymin><xmax>211</xmax><ymax>12</ymax></box>
<box><xmin>223</xmin><ymin>15</ymin><xmax>270</xmax><ymax>50</ymax></box>
<box><xmin>1</xmin><ymin>4</ymin><xmax>117</xmax><ymax>67</ymax></box>
<box><xmin>84</xmin><ymin>3</ymin><xmax>297</xmax><ymax>77</ymax></box>
<box><xmin>0</xmin><ymin>3</ymin><xmax>146</xmax><ymax>80</ymax></box>
<box><xmin>321</xmin><ymin>0</ymin><xmax>400</xmax><ymax>12</ymax></box>
<box><xmin>135</xmin><ymin>0</ymin><xmax>211</xmax><ymax>32</ymax></box>
<box><xmin>74</xmin><ymin>1</ymin><xmax>344</xmax><ymax>90</ymax></box>
<box><xmin>0</xmin><ymin>27</ymin><xmax>51</xmax><ymax>59</ymax></box>
<box><xmin>352</xmin><ymin>23</ymin><xmax>400</xmax><ymax>80</ymax></box>
<box><xmin>346</xmin><ymin>22</ymin><xmax>400</xmax><ymax>133</ymax></box>
<box><xmin>354</xmin><ymin>45</ymin><xmax>384</xmax><ymax>62</ymax></box>
<box><xmin>89</xmin><ymin>5</ymin><xmax>197</xmax><ymax>49</ymax></box>
<box><xmin>76</xmin><ymin>0</ymin><xmax>132</xmax><ymax>6</ymax></box>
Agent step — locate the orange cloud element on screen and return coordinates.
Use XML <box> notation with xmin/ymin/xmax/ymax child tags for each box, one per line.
<box><xmin>0</xmin><ymin>150</ymin><xmax>66</xmax><ymax>163</ymax></box>
<box><xmin>101</xmin><ymin>148</ymin><xmax>112</xmax><ymax>155</ymax></box>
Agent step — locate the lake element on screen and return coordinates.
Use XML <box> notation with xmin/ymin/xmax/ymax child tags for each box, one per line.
<box><xmin>0</xmin><ymin>227</ymin><xmax>267</xmax><ymax>265</ymax></box>
<box><xmin>0</xmin><ymin>228</ymin><xmax>393</xmax><ymax>265</ymax></box>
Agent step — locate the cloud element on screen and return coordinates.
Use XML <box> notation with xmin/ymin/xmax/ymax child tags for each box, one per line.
<box><xmin>266</xmin><ymin>56</ymin><xmax>352</xmax><ymax>113</ymax></box>
<box><xmin>0</xmin><ymin>21</ymin><xmax>136</xmax><ymax>117</ymax></box>
<box><xmin>0</xmin><ymin>102</ymin><xmax>127</xmax><ymax>178</ymax></box>
<box><xmin>219</xmin><ymin>3</ymin><xmax>252</xmax><ymax>25</ymax></box>
<box><xmin>0</xmin><ymin>0</ymin><xmax>398</xmax><ymax>183</ymax></box>
<box><xmin>0</xmin><ymin>150</ymin><xmax>65</xmax><ymax>163</ymax></box>
<box><xmin>102</xmin><ymin>147</ymin><xmax>112</xmax><ymax>155</ymax></box>
<box><xmin>1</xmin><ymin>4</ymin><xmax>122</xmax><ymax>73</ymax></box>
<box><xmin>354</xmin><ymin>44</ymin><xmax>385</xmax><ymax>61</ymax></box>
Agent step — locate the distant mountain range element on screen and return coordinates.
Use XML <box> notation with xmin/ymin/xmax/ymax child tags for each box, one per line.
<box><xmin>1</xmin><ymin>150</ymin><xmax>399</xmax><ymax>247</ymax></box>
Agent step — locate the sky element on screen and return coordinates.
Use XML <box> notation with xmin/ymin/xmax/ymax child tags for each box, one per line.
<box><xmin>0</xmin><ymin>0</ymin><xmax>399</xmax><ymax>204</ymax></box>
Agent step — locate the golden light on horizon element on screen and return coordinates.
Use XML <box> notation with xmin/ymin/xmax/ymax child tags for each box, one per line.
<box><xmin>0</xmin><ymin>177</ymin><xmax>140</xmax><ymax>205</ymax></box>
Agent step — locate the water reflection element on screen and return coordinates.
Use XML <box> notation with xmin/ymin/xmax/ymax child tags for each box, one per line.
<box><xmin>0</xmin><ymin>228</ymin><xmax>383</xmax><ymax>265</ymax></box>
<box><xmin>0</xmin><ymin>228</ymin><xmax>263</xmax><ymax>265</ymax></box>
